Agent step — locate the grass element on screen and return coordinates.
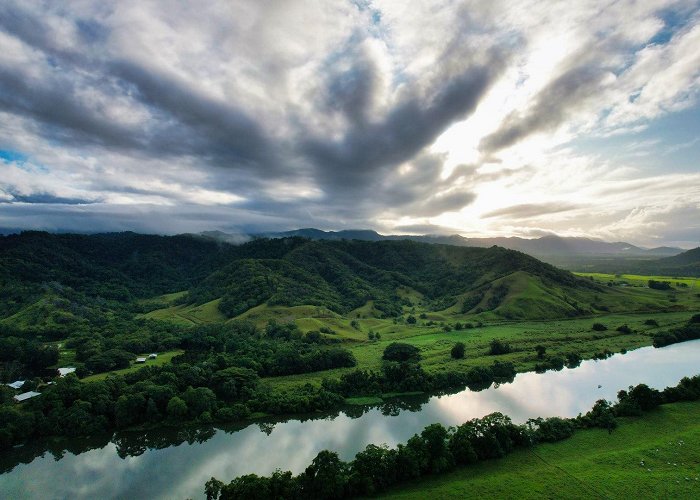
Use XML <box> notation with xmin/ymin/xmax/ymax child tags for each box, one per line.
<box><xmin>141</xmin><ymin>298</ymin><xmax>227</xmax><ymax>325</ymax></box>
<box><xmin>576</xmin><ymin>272</ymin><xmax>699</xmax><ymax>289</ymax></box>
<box><xmin>81</xmin><ymin>349</ymin><xmax>183</xmax><ymax>382</ymax></box>
<box><xmin>261</xmin><ymin>310</ymin><xmax>697</xmax><ymax>392</ymax></box>
<box><xmin>381</xmin><ymin>400</ymin><xmax>700</xmax><ymax>499</ymax></box>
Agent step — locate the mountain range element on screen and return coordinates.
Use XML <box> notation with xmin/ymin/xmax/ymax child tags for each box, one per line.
<box><xmin>221</xmin><ymin>228</ymin><xmax>684</xmax><ymax>257</ymax></box>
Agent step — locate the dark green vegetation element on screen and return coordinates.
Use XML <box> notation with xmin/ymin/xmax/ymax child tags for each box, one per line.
<box><xmin>1</xmin><ymin>231</ymin><xmax>699</xmax><ymax>450</ymax></box>
<box><xmin>652</xmin><ymin>314</ymin><xmax>700</xmax><ymax>347</ymax></box>
<box><xmin>203</xmin><ymin>375</ymin><xmax>700</xmax><ymax>499</ymax></box>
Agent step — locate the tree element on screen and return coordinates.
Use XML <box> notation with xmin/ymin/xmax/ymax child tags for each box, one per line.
<box><xmin>406</xmin><ymin>315</ymin><xmax>417</xmax><ymax>325</ymax></box>
<box><xmin>420</xmin><ymin>423</ymin><xmax>455</xmax><ymax>473</ymax></box>
<box><xmin>350</xmin><ymin>444</ymin><xmax>396</xmax><ymax>495</ymax></box>
<box><xmin>205</xmin><ymin>477</ymin><xmax>224</xmax><ymax>500</ymax></box>
<box><xmin>166</xmin><ymin>396</ymin><xmax>188</xmax><ymax>420</ymax></box>
<box><xmin>212</xmin><ymin>367</ymin><xmax>259</xmax><ymax>401</ymax></box>
<box><xmin>535</xmin><ymin>345</ymin><xmax>546</xmax><ymax>359</ymax></box>
<box><xmin>115</xmin><ymin>393</ymin><xmax>146</xmax><ymax>428</ymax></box>
<box><xmin>382</xmin><ymin>343</ymin><xmax>421</xmax><ymax>363</ymax></box>
<box><xmin>451</xmin><ymin>342</ymin><xmax>466</xmax><ymax>359</ymax></box>
<box><xmin>301</xmin><ymin>450</ymin><xmax>348</xmax><ymax>499</ymax></box>
<box><xmin>648</xmin><ymin>280</ymin><xmax>672</xmax><ymax>290</ymax></box>
<box><xmin>182</xmin><ymin>387</ymin><xmax>217</xmax><ymax>418</ymax></box>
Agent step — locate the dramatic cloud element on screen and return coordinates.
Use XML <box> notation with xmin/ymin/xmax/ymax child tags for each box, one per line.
<box><xmin>0</xmin><ymin>1</ymin><xmax>698</xmax><ymax>246</ymax></box>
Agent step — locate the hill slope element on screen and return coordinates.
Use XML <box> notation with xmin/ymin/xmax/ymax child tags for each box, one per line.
<box><xmin>182</xmin><ymin>238</ymin><xmax>643</xmax><ymax>321</ymax></box>
<box><xmin>0</xmin><ymin>232</ymin><xmax>678</xmax><ymax>326</ymax></box>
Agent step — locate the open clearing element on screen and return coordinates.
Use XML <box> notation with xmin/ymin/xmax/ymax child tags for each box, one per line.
<box><xmin>81</xmin><ymin>350</ymin><xmax>184</xmax><ymax>382</ymax></box>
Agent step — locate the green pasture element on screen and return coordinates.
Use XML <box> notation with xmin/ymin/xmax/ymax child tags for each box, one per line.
<box><xmin>576</xmin><ymin>272</ymin><xmax>699</xmax><ymax>288</ymax></box>
<box><xmin>141</xmin><ymin>298</ymin><xmax>227</xmax><ymax>325</ymax></box>
<box><xmin>382</xmin><ymin>400</ymin><xmax>700</xmax><ymax>499</ymax></box>
<box><xmin>261</xmin><ymin>310</ymin><xmax>697</xmax><ymax>392</ymax></box>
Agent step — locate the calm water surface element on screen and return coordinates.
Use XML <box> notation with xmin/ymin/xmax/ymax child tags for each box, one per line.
<box><xmin>2</xmin><ymin>340</ymin><xmax>700</xmax><ymax>499</ymax></box>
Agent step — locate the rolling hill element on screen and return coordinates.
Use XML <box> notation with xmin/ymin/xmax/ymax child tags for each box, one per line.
<box><xmin>0</xmin><ymin>232</ymin><xmax>685</xmax><ymax>330</ymax></box>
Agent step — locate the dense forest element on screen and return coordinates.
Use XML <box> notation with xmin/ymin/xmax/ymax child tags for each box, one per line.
<box><xmin>0</xmin><ymin>231</ymin><xmax>596</xmax><ymax>322</ymax></box>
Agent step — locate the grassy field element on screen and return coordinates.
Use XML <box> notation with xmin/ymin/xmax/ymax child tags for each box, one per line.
<box><xmin>576</xmin><ymin>272</ymin><xmax>699</xmax><ymax>289</ymax></box>
<box><xmin>141</xmin><ymin>298</ymin><xmax>227</xmax><ymax>325</ymax></box>
<box><xmin>381</xmin><ymin>400</ymin><xmax>700</xmax><ymax>499</ymax></box>
<box><xmin>139</xmin><ymin>275</ymin><xmax>700</xmax><ymax>394</ymax></box>
<box><xmin>261</xmin><ymin>310</ymin><xmax>697</xmax><ymax>392</ymax></box>
<box><xmin>81</xmin><ymin>350</ymin><xmax>183</xmax><ymax>382</ymax></box>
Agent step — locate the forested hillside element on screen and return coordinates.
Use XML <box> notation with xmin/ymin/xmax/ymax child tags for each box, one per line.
<box><xmin>1</xmin><ymin>232</ymin><xmax>604</xmax><ymax>324</ymax></box>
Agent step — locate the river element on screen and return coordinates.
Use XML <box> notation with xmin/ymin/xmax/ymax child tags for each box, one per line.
<box><xmin>2</xmin><ymin>339</ymin><xmax>700</xmax><ymax>499</ymax></box>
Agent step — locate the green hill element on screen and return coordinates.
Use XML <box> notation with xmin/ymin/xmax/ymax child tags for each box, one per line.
<box><xmin>0</xmin><ymin>232</ymin><xmax>685</xmax><ymax>331</ymax></box>
<box><xmin>181</xmin><ymin>239</ymin><xmax>613</xmax><ymax>321</ymax></box>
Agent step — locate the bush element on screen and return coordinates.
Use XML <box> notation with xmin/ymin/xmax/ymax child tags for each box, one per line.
<box><xmin>529</xmin><ymin>417</ymin><xmax>575</xmax><ymax>442</ymax></box>
<box><xmin>648</xmin><ymin>280</ymin><xmax>672</xmax><ymax>290</ymax></box>
<box><xmin>616</xmin><ymin>324</ymin><xmax>632</xmax><ymax>334</ymax></box>
<box><xmin>451</xmin><ymin>342</ymin><xmax>466</xmax><ymax>359</ymax></box>
<box><xmin>488</xmin><ymin>339</ymin><xmax>511</xmax><ymax>356</ymax></box>
<box><xmin>592</xmin><ymin>323</ymin><xmax>607</xmax><ymax>331</ymax></box>
<box><xmin>644</xmin><ymin>319</ymin><xmax>659</xmax><ymax>327</ymax></box>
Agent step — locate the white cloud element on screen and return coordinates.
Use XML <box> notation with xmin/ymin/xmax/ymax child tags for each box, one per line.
<box><xmin>0</xmin><ymin>0</ymin><xmax>697</xmax><ymax>246</ymax></box>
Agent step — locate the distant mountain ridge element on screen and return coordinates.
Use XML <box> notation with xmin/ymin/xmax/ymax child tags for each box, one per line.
<box><xmin>240</xmin><ymin>228</ymin><xmax>684</xmax><ymax>257</ymax></box>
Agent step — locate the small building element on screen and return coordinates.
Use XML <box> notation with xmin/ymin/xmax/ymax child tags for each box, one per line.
<box><xmin>148</xmin><ymin>353</ymin><xmax>158</xmax><ymax>359</ymax></box>
<box><xmin>7</xmin><ymin>380</ymin><xmax>25</xmax><ymax>390</ymax></box>
<box><xmin>57</xmin><ymin>367</ymin><xmax>76</xmax><ymax>377</ymax></box>
<box><xmin>14</xmin><ymin>391</ymin><xmax>41</xmax><ymax>403</ymax></box>
<box><xmin>135</xmin><ymin>357</ymin><xmax>147</xmax><ymax>363</ymax></box>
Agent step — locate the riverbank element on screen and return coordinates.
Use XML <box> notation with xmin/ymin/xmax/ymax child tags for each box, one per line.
<box><xmin>382</xmin><ymin>400</ymin><xmax>700</xmax><ymax>499</ymax></box>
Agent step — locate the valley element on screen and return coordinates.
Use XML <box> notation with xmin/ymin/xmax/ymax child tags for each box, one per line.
<box><xmin>1</xmin><ymin>232</ymin><xmax>699</xmax><ymax>499</ymax></box>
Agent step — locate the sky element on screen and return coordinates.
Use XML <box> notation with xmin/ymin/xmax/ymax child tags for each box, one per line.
<box><xmin>0</xmin><ymin>1</ymin><xmax>699</xmax><ymax>247</ymax></box>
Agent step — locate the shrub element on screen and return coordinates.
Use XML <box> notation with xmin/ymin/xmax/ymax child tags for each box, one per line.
<box><xmin>488</xmin><ymin>339</ymin><xmax>511</xmax><ymax>356</ymax></box>
<box><xmin>592</xmin><ymin>323</ymin><xmax>607</xmax><ymax>331</ymax></box>
<box><xmin>451</xmin><ymin>342</ymin><xmax>466</xmax><ymax>359</ymax></box>
<box><xmin>648</xmin><ymin>280</ymin><xmax>672</xmax><ymax>290</ymax></box>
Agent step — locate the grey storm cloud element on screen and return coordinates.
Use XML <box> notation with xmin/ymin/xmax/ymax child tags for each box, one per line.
<box><xmin>5</xmin><ymin>193</ymin><xmax>97</xmax><ymax>205</ymax></box>
<box><xmin>0</xmin><ymin>1</ymin><xmax>502</xmax><ymax>220</ymax></box>
<box><xmin>303</xmin><ymin>59</ymin><xmax>504</xmax><ymax>194</ymax></box>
